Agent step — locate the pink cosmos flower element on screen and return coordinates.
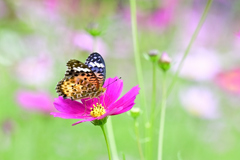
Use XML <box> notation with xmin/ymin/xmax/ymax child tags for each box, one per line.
<box><xmin>215</xmin><ymin>68</ymin><xmax>240</xmax><ymax>94</ymax></box>
<box><xmin>51</xmin><ymin>77</ymin><xmax>140</xmax><ymax>126</ymax></box>
<box><xmin>16</xmin><ymin>90</ymin><xmax>55</xmax><ymax>114</ymax></box>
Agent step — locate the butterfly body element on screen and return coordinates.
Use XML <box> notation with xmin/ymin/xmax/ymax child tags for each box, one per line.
<box><xmin>56</xmin><ymin>52</ymin><xmax>106</xmax><ymax>100</ymax></box>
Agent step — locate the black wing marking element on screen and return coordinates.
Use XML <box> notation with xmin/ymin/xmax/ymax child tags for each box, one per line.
<box><xmin>85</xmin><ymin>52</ymin><xmax>106</xmax><ymax>86</ymax></box>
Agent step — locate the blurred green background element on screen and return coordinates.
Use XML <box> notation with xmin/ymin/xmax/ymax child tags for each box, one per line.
<box><xmin>1</xmin><ymin>0</ymin><xmax>240</xmax><ymax>159</ymax></box>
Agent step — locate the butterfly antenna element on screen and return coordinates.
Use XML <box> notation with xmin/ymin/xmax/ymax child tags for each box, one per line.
<box><xmin>105</xmin><ymin>77</ymin><xmax>122</xmax><ymax>88</ymax></box>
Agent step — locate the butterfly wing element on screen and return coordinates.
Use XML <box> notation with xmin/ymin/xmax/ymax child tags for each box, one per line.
<box><xmin>65</xmin><ymin>59</ymin><xmax>99</xmax><ymax>89</ymax></box>
<box><xmin>85</xmin><ymin>52</ymin><xmax>106</xmax><ymax>87</ymax></box>
<box><xmin>56</xmin><ymin>76</ymin><xmax>97</xmax><ymax>100</ymax></box>
<box><xmin>56</xmin><ymin>59</ymin><xmax>100</xmax><ymax>100</ymax></box>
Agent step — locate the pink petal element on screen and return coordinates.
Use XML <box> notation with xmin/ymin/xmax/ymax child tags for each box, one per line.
<box><xmin>72</xmin><ymin>117</ymin><xmax>97</xmax><ymax>126</ymax></box>
<box><xmin>102</xmin><ymin>77</ymin><xmax>123</xmax><ymax>106</ymax></box>
<box><xmin>108</xmin><ymin>85</ymin><xmax>140</xmax><ymax>111</ymax></box>
<box><xmin>111</xmin><ymin>103</ymin><xmax>135</xmax><ymax>115</ymax></box>
<box><xmin>53</xmin><ymin>97</ymin><xmax>90</xmax><ymax>114</ymax></box>
<box><xmin>50</xmin><ymin>112</ymin><xmax>91</xmax><ymax>119</ymax></box>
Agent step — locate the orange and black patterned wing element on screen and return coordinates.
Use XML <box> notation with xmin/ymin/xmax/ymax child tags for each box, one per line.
<box><xmin>65</xmin><ymin>59</ymin><xmax>99</xmax><ymax>89</ymax></box>
<box><xmin>56</xmin><ymin>76</ymin><xmax>97</xmax><ymax>100</ymax></box>
<box><xmin>55</xmin><ymin>59</ymin><xmax>100</xmax><ymax>100</ymax></box>
<box><xmin>85</xmin><ymin>52</ymin><xmax>106</xmax><ymax>87</ymax></box>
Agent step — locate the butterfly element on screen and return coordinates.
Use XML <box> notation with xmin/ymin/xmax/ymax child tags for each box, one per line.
<box><xmin>56</xmin><ymin>52</ymin><xmax>106</xmax><ymax>100</ymax></box>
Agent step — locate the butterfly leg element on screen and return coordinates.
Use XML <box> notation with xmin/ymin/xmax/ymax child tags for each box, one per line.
<box><xmin>102</xmin><ymin>94</ymin><xmax>106</xmax><ymax>108</ymax></box>
<box><xmin>103</xmin><ymin>93</ymin><xmax>111</xmax><ymax>109</ymax></box>
<box><xmin>97</xmin><ymin>97</ymin><xmax>100</xmax><ymax>104</ymax></box>
<box><xmin>83</xmin><ymin>100</ymin><xmax>87</xmax><ymax>116</ymax></box>
<box><xmin>82</xmin><ymin>97</ymin><xmax>94</xmax><ymax>115</ymax></box>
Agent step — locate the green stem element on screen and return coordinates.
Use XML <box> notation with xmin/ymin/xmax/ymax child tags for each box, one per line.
<box><xmin>157</xmin><ymin>72</ymin><xmax>167</xmax><ymax>160</ymax></box>
<box><xmin>177</xmin><ymin>151</ymin><xmax>183</xmax><ymax>160</ymax></box>
<box><xmin>134</xmin><ymin>119</ymin><xmax>145</xmax><ymax>160</ymax></box>
<box><xmin>145</xmin><ymin>121</ymin><xmax>151</xmax><ymax>160</ymax></box>
<box><xmin>146</xmin><ymin>62</ymin><xmax>157</xmax><ymax>160</ymax></box>
<box><xmin>129</xmin><ymin>0</ymin><xmax>148</xmax><ymax>120</ymax></box>
<box><xmin>151</xmin><ymin>62</ymin><xmax>157</xmax><ymax>114</ymax></box>
<box><xmin>93</xmin><ymin>37</ymin><xmax>97</xmax><ymax>52</ymax></box>
<box><xmin>100</xmin><ymin>125</ymin><xmax>111</xmax><ymax>160</ymax></box>
<box><xmin>106</xmin><ymin>117</ymin><xmax>119</xmax><ymax>160</ymax></box>
<box><xmin>122</xmin><ymin>153</ymin><xmax>126</xmax><ymax>160</ymax></box>
<box><xmin>166</xmin><ymin>0</ymin><xmax>213</xmax><ymax>97</ymax></box>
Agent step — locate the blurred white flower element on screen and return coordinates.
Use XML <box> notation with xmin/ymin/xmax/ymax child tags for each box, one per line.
<box><xmin>174</xmin><ymin>6</ymin><xmax>229</xmax><ymax>49</ymax></box>
<box><xmin>15</xmin><ymin>54</ymin><xmax>53</xmax><ymax>87</ymax></box>
<box><xmin>179</xmin><ymin>87</ymin><xmax>219</xmax><ymax>119</ymax></box>
<box><xmin>16</xmin><ymin>0</ymin><xmax>64</xmax><ymax>32</ymax></box>
<box><xmin>0</xmin><ymin>30</ymin><xmax>26</xmax><ymax>66</ymax></box>
<box><xmin>173</xmin><ymin>47</ymin><xmax>221</xmax><ymax>81</ymax></box>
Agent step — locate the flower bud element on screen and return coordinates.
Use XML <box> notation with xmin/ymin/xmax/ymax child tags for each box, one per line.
<box><xmin>129</xmin><ymin>107</ymin><xmax>141</xmax><ymax>119</ymax></box>
<box><xmin>148</xmin><ymin>49</ymin><xmax>159</xmax><ymax>63</ymax></box>
<box><xmin>158</xmin><ymin>52</ymin><xmax>171</xmax><ymax>72</ymax></box>
<box><xmin>86</xmin><ymin>23</ymin><xmax>102</xmax><ymax>37</ymax></box>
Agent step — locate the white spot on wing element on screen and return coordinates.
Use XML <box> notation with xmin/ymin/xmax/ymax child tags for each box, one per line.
<box><xmin>89</xmin><ymin>62</ymin><xmax>105</xmax><ymax>68</ymax></box>
<box><xmin>73</xmin><ymin>67</ymin><xmax>90</xmax><ymax>72</ymax></box>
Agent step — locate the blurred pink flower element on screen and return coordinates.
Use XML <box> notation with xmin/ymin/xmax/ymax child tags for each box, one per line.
<box><xmin>16</xmin><ymin>90</ymin><xmax>55</xmax><ymax>114</ymax></box>
<box><xmin>144</xmin><ymin>9</ymin><xmax>172</xmax><ymax>29</ymax></box>
<box><xmin>15</xmin><ymin>54</ymin><xmax>53</xmax><ymax>87</ymax></box>
<box><xmin>44</xmin><ymin>0</ymin><xmax>58</xmax><ymax>14</ymax></box>
<box><xmin>142</xmin><ymin>0</ymin><xmax>178</xmax><ymax>30</ymax></box>
<box><xmin>51</xmin><ymin>77</ymin><xmax>140</xmax><ymax>126</ymax></box>
<box><xmin>215</xmin><ymin>68</ymin><xmax>240</xmax><ymax>94</ymax></box>
<box><xmin>0</xmin><ymin>0</ymin><xmax>7</xmax><ymax>19</ymax></box>
<box><xmin>120</xmin><ymin>0</ymin><xmax>178</xmax><ymax>31</ymax></box>
<box><xmin>43</xmin><ymin>0</ymin><xmax>80</xmax><ymax>15</ymax></box>
<box><xmin>180</xmin><ymin>87</ymin><xmax>219</xmax><ymax>119</ymax></box>
<box><xmin>73</xmin><ymin>32</ymin><xmax>107</xmax><ymax>56</ymax></box>
<box><xmin>237</xmin><ymin>31</ymin><xmax>240</xmax><ymax>38</ymax></box>
<box><xmin>174</xmin><ymin>47</ymin><xmax>221</xmax><ymax>81</ymax></box>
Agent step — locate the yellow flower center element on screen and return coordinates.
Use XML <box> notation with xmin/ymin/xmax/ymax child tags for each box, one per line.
<box><xmin>90</xmin><ymin>103</ymin><xmax>106</xmax><ymax>117</ymax></box>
